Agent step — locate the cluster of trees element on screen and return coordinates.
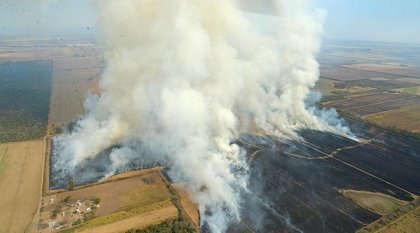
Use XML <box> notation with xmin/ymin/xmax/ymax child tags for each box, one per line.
<box><xmin>127</xmin><ymin>218</ymin><xmax>196</xmax><ymax>233</ymax></box>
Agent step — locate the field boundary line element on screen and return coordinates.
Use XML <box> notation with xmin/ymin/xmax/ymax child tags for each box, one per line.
<box><xmin>0</xmin><ymin>146</ymin><xmax>8</xmax><ymax>170</ymax></box>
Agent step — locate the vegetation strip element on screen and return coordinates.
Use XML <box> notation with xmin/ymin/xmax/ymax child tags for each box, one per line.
<box><xmin>126</xmin><ymin>217</ymin><xmax>196</xmax><ymax>233</ymax></box>
<box><xmin>58</xmin><ymin>200</ymin><xmax>173</xmax><ymax>233</ymax></box>
<box><xmin>357</xmin><ymin>198</ymin><xmax>420</xmax><ymax>233</ymax></box>
<box><xmin>0</xmin><ymin>146</ymin><xmax>8</xmax><ymax>174</ymax></box>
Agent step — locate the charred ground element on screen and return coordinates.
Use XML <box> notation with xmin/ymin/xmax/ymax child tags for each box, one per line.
<box><xmin>49</xmin><ymin>119</ymin><xmax>420</xmax><ymax>233</ymax></box>
<box><xmin>228</xmin><ymin>120</ymin><xmax>420</xmax><ymax>233</ymax></box>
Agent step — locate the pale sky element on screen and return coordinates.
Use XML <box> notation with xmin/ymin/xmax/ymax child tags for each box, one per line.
<box><xmin>0</xmin><ymin>0</ymin><xmax>96</xmax><ymax>37</ymax></box>
<box><xmin>314</xmin><ymin>0</ymin><xmax>420</xmax><ymax>44</ymax></box>
<box><xmin>0</xmin><ymin>0</ymin><xmax>419</xmax><ymax>43</ymax></box>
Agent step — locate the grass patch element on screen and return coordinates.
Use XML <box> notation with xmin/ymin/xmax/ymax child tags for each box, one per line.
<box><xmin>335</xmin><ymin>79</ymin><xmax>413</xmax><ymax>90</ymax></box>
<box><xmin>0</xmin><ymin>146</ymin><xmax>8</xmax><ymax>176</ymax></box>
<box><xmin>363</xmin><ymin>104</ymin><xmax>420</xmax><ymax>134</ymax></box>
<box><xmin>334</xmin><ymin>110</ymin><xmax>420</xmax><ymax>140</ymax></box>
<box><xmin>120</xmin><ymin>184</ymin><xmax>172</xmax><ymax>210</ymax></box>
<box><xmin>340</xmin><ymin>190</ymin><xmax>406</xmax><ymax>216</ymax></box>
<box><xmin>393</xmin><ymin>86</ymin><xmax>420</xmax><ymax>95</ymax></box>
<box><xmin>314</xmin><ymin>78</ymin><xmax>337</xmax><ymax>96</ymax></box>
<box><xmin>50</xmin><ymin>124</ymin><xmax>64</xmax><ymax>135</ymax></box>
<box><xmin>358</xmin><ymin>198</ymin><xmax>420</xmax><ymax>233</ymax></box>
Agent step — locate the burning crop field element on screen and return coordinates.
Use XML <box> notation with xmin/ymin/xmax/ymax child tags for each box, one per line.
<box><xmin>46</xmin><ymin>1</ymin><xmax>420</xmax><ymax>233</ymax></box>
<box><xmin>50</xmin><ymin>119</ymin><xmax>420</xmax><ymax>232</ymax></box>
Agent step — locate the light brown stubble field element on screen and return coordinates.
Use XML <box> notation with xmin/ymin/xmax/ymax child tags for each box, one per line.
<box><xmin>0</xmin><ymin>140</ymin><xmax>45</xmax><ymax>233</ymax></box>
<box><xmin>49</xmin><ymin>57</ymin><xmax>102</xmax><ymax>125</ymax></box>
<box><xmin>79</xmin><ymin>206</ymin><xmax>178</xmax><ymax>233</ymax></box>
<box><xmin>343</xmin><ymin>63</ymin><xmax>420</xmax><ymax>78</ymax></box>
<box><xmin>39</xmin><ymin>171</ymin><xmax>177</xmax><ymax>232</ymax></box>
<box><xmin>364</xmin><ymin>104</ymin><xmax>420</xmax><ymax>133</ymax></box>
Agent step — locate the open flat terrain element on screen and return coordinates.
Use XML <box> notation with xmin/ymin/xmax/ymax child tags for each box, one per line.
<box><xmin>358</xmin><ymin>198</ymin><xmax>420</xmax><ymax>233</ymax></box>
<box><xmin>364</xmin><ymin>104</ymin><xmax>420</xmax><ymax>133</ymax></box>
<box><xmin>340</xmin><ymin>190</ymin><xmax>407</xmax><ymax>216</ymax></box>
<box><xmin>39</xmin><ymin>171</ymin><xmax>177</xmax><ymax>232</ymax></box>
<box><xmin>0</xmin><ymin>140</ymin><xmax>45</xmax><ymax>233</ymax></box>
<box><xmin>49</xmin><ymin>57</ymin><xmax>102</xmax><ymax>125</ymax></box>
<box><xmin>1</xmin><ymin>38</ymin><xmax>419</xmax><ymax>233</ymax></box>
<box><xmin>393</xmin><ymin>85</ymin><xmax>420</xmax><ymax>95</ymax></box>
<box><xmin>313</xmin><ymin>77</ymin><xmax>338</xmax><ymax>96</ymax></box>
<box><xmin>79</xmin><ymin>206</ymin><xmax>178</xmax><ymax>233</ymax></box>
<box><xmin>0</xmin><ymin>36</ymin><xmax>103</xmax><ymax>130</ymax></box>
<box><xmin>343</xmin><ymin>63</ymin><xmax>420</xmax><ymax>78</ymax></box>
<box><xmin>323</xmin><ymin>92</ymin><xmax>420</xmax><ymax>117</ymax></box>
<box><xmin>377</xmin><ymin>206</ymin><xmax>420</xmax><ymax>233</ymax></box>
<box><xmin>0</xmin><ymin>37</ymin><xmax>192</xmax><ymax>233</ymax></box>
<box><xmin>0</xmin><ymin>37</ymin><xmax>99</xmax><ymax>62</ymax></box>
<box><xmin>315</xmin><ymin>41</ymin><xmax>420</xmax><ymax>137</ymax></box>
<box><xmin>0</xmin><ymin>60</ymin><xmax>53</xmax><ymax>142</ymax></box>
<box><xmin>321</xmin><ymin>67</ymin><xmax>406</xmax><ymax>81</ymax></box>
<box><xmin>228</xmin><ymin>119</ymin><xmax>420</xmax><ymax>233</ymax></box>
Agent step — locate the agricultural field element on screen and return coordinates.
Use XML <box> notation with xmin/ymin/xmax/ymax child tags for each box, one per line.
<box><xmin>323</xmin><ymin>92</ymin><xmax>420</xmax><ymax>117</ymax></box>
<box><xmin>0</xmin><ymin>60</ymin><xmax>53</xmax><ymax>142</ymax></box>
<box><xmin>0</xmin><ymin>37</ymin><xmax>100</xmax><ymax>62</ymax></box>
<box><xmin>0</xmin><ymin>36</ymin><xmax>103</xmax><ymax>130</ymax></box>
<box><xmin>0</xmin><ymin>140</ymin><xmax>45</xmax><ymax>233</ymax></box>
<box><xmin>0</xmin><ymin>37</ymin><xmax>198</xmax><ymax>233</ymax></box>
<box><xmin>377</xmin><ymin>206</ymin><xmax>420</xmax><ymax>233</ymax></box>
<box><xmin>227</xmin><ymin>121</ymin><xmax>420</xmax><ymax>233</ymax></box>
<box><xmin>395</xmin><ymin>77</ymin><xmax>420</xmax><ymax>85</ymax></box>
<box><xmin>313</xmin><ymin>77</ymin><xmax>337</xmax><ymax>96</ymax></box>
<box><xmin>49</xmin><ymin>57</ymin><xmax>102</xmax><ymax>126</ymax></box>
<box><xmin>128</xmin><ymin>218</ymin><xmax>196</xmax><ymax>233</ymax></box>
<box><xmin>339</xmin><ymin>190</ymin><xmax>407</xmax><ymax>216</ymax></box>
<box><xmin>393</xmin><ymin>86</ymin><xmax>420</xmax><ymax>95</ymax></box>
<box><xmin>339</xmin><ymin>79</ymin><xmax>413</xmax><ymax>90</ymax></box>
<box><xmin>0</xmin><ymin>46</ymin><xmax>62</xmax><ymax>62</ymax></box>
<box><xmin>364</xmin><ymin>104</ymin><xmax>420</xmax><ymax>133</ymax></box>
<box><xmin>358</xmin><ymin>198</ymin><xmax>420</xmax><ymax>233</ymax></box>
<box><xmin>316</xmin><ymin>41</ymin><xmax>420</xmax><ymax>137</ymax></box>
<box><xmin>343</xmin><ymin>63</ymin><xmax>420</xmax><ymax>78</ymax></box>
<box><xmin>79</xmin><ymin>206</ymin><xmax>178</xmax><ymax>233</ymax></box>
<box><xmin>318</xmin><ymin>41</ymin><xmax>420</xmax><ymax>66</ymax></box>
<box><xmin>320</xmin><ymin>67</ymin><xmax>406</xmax><ymax>81</ymax></box>
<box><xmin>38</xmin><ymin>171</ymin><xmax>178</xmax><ymax>232</ymax></box>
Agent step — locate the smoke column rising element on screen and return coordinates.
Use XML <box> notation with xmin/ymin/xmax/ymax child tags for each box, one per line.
<box><xmin>53</xmin><ymin>0</ymin><xmax>348</xmax><ymax>232</ymax></box>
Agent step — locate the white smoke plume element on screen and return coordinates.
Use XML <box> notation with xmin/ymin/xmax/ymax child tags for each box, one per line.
<box><xmin>53</xmin><ymin>0</ymin><xmax>349</xmax><ymax>232</ymax></box>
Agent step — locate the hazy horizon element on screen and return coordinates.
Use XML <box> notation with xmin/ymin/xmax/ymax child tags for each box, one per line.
<box><xmin>1</xmin><ymin>0</ymin><xmax>419</xmax><ymax>44</ymax></box>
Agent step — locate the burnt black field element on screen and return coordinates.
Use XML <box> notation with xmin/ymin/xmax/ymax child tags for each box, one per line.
<box><xmin>50</xmin><ymin>119</ymin><xmax>420</xmax><ymax>233</ymax></box>
<box><xmin>228</xmin><ymin>119</ymin><xmax>420</xmax><ymax>233</ymax></box>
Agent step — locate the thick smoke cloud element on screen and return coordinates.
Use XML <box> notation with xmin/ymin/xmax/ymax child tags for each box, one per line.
<box><xmin>53</xmin><ymin>0</ymin><xmax>350</xmax><ymax>232</ymax></box>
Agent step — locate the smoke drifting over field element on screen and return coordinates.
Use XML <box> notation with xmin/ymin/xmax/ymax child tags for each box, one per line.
<box><xmin>53</xmin><ymin>0</ymin><xmax>351</xmax><ymax>232</ymax></box>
